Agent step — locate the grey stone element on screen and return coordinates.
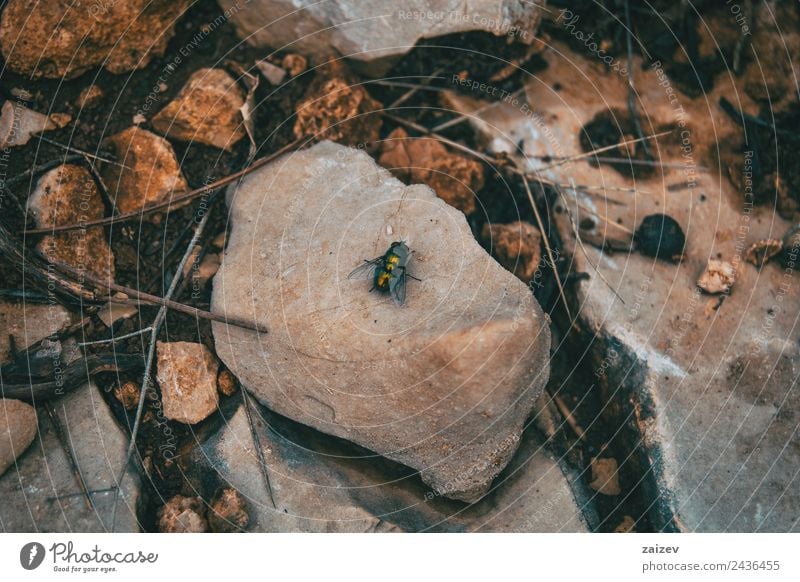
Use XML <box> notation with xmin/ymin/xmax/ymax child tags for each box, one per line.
<box><xmin>191</xmin><ymin>397</ymin><xmax>588</xmax><ymax>531</ymax></box>
<box><xmin>445</xmin><ymin>41</ymin><xmax>800</xmax><ymax>531</ymax></box>
<box><xmin>218</xmin><ymin>0</ymin><xmax>543</xmax><ymax>76</ymax></box>
<box><xmin>0</xmin><ymin>399</ymin><xmax>37</xmax><ymax>477</ymax></box>
<box><xmin>211</xmin><ymin>140</ymin><xmax>550</xmax><ymax>503</ymax></box>
<box><xmin>0</xmin><ymin>301</ymin><xmax>72</xmax><ymax>365</ymax></box>
<box><xmin>0</xmin><ymin>385</ymin><xmax>140</xmax><ymax>532</ymax></box>
<box><xmin>0</xmin><ymin>101</ymin><xmax>69</xmax><ymax>148</ymax></box>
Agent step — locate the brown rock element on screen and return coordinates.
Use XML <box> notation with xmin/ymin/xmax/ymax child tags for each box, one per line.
<box><xmin>0</xmin><ymin>0</ymin><xmax>190</xmax><ymax>79</ymax></box>
<box><xmin>614</xmin><ymin>515</ymin><xmax>637</xmax><ymax>533</ymax></box>
<box><xmin>293</xmin><ymin>63</ymin><xmax>382</xmax><ymax>146</ymax></box>
<box><xmin>157</xmin><ymin>495</ymin><xmax>208</xmax><ymax>533</ymax></box>
<box><xmin>481</xmin><ymin>221</ymin><xmax>542</xmax><ymax>282</ymax></box>
<box><xmin>156</xmin><ymin>341</ymin><xmax>220</xmax><ymax>424</ymax></box>
<box><xmin>101</xmin><ymin>126</ymin><xmax>188</xmax><ymax>215</ymax></box>
<box><xmin>77</xmin><ymin>85</ymin><xmax>104</xmax><ymax>110</ymax></box>
<box><xmin>207</xmin><ymin>488</ymin><xmax>249</xmax><ymax>532</ymax></box>
<box><xmin>589</xmin><ymin>457</ymin><xmax>621</xmax><ymax>496</ymax></box>
<box><xmin>217</xmin><ymin>369</ymin><xmax>238</xmax><ymax>397</ymax></box>
<box><xmin>0</xmin><ymin>399</ymin><xmax>37</xmax><ymax>477</ymax></box>
<box><xmin>27</xmin><ymin>164</ymin><xmax>115</xmax><ymax>283</ymax></box>
<box><xmin>282</xmin><ymin>54</ymin><xmax>307</xmax><ymax>77</ymax></box>
<box><xmin>151</xmin><ymin>68</ymin><xmax>246</xmax><ymax>150</ymax></box>
<box><xmin>378</xmin><ymin>127</ymin><xmax>485</xmax><ymax>214</ymax></box>
<box><xmin>697</xmin><ymin>259</ymin><xmax>736</xmax><ymax>295</ymax></box>
<box><xmin>114</xmin><ymin>382</ymin><xmax>141</xmax><ymax>411</ymax></box>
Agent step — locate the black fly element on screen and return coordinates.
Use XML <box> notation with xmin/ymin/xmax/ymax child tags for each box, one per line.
<box><xmin>348</xmin><ymin>241</ymin><xmax>419</xmax><ymax>305</ymax></box>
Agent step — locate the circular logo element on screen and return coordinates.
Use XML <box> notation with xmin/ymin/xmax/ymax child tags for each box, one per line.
<box><xmin>19</xmin><ymin>542</ymin><xmax>46</xmax><ymax>570</ymax></box>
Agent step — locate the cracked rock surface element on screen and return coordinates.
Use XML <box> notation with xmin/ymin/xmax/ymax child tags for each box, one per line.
<box><xmin>446</xmin><ymin>40</ymin><xmax>800</xmax><ymax>531</ymax></box>
<box><xmin>211</xmin><ymin>140</ymin><xmax>550</xmax><ymax>503</ymax></box>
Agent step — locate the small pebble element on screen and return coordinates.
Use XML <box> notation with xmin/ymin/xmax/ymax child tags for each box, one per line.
<box><xmin>281</xmin><ymin>53</ymin><xmax>307</xmax><ymax>77</ymax></box>
<box><xmin>77</xmin><ymin>84</ymin><xmax>104</xmax><ymax>110</ymax></box>
<box><xmin>114</xmin><ymin>381</ymin><xmax>141</xmax><ymax>411</ymax></box>
<box><xmin>157</xmin><ymin>495</ymin><xmax>208</xmax><ymax>533</ymax></box>
<box><xmin>217</xmin><ymin>369</ymin><xmax>238</xmax><ymax>397</ymax></box>
<box><xmin>208</xmin><ymin>488</ymin><xmax>249</xmax><ymax>532</ymax></box>
<box><xmin>589</xmin><ymin>457</ymin><xmax>621</xmax><ymax>496</ymax></box>
<box><xmin>697</xmin><ymin>259</ymin><xmax>736</xmax><ymax>294</ymax></box>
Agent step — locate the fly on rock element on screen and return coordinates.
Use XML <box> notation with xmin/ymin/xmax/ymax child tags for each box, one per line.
<box><xmin>348</xmin><ymin>241</ymin><xmax>420</xmax><ymax>305</ymax></box>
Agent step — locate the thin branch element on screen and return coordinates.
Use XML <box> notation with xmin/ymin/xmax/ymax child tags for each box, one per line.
<box><xmin>51</xmin><ymin>260</ymin><xmax>268</xmax><ymax>334</ymax></box>
<box><xmin>534</xmin><ymin>131</ymin><xmax>672</xmax><ymax>172</ymax></box>
<box><xmin>560</xmin><ymin>181</ymin><xmax>626</xmax><ymax>305</ymax></box>
<box><xmin>624</xmin><ymin>0</ymin><xmax>650</xmax><ymax>157</ymax></box>
<box><xmin>111</xmin><ymin>204</ymin><xmax>215</xmax><ymax>531</ymax></box>
<box><xmin>37</xmin><ymin>136</ymin><xmax>125</xmax><ymax>168</ymax></box>
<box><xmin>522</xmin><ymin>177</ymin><xmax>573</xmax><ymax>323</ymax></box>
<box><xmin>241</xmin><ymin>389</ymin><xmax>276</xmax><ymax>508</ymax></box>
<box><xmin>78</xmin><ymin>327</ymin><xmax>153</xmax><ymax>347</ymax></box>
<box><xmin>44</xmin><ymin>402</ymin><xmax>94</xmax><ymax>511</ymax></box>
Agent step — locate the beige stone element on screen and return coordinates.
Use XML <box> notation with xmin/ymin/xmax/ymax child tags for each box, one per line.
<box><xmin>211</xmin><ymin>141</ymin><xmax>550</xmax><ymax>502</ymax></box>
<box><xmin>156</xmin><ymin>341</ymin><xmax>220</xmax><ymax>425</ymax></box>
<box><xmin>151</xmin><ymin>68</ymin><xmax>246</xmax><ymax>150</ymax></box>
<box><xmin>101</xmin><ymin>126</ymin><xmax>188</xmax><ymax>215</ymax></box>
<box><xmin>27</xmin><ymin>164</ymin><xmax>115</xmax><ymax>283</ymax></box>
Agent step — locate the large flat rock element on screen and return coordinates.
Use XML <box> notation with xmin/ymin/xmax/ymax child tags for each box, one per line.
<box><xmin>211</xmin><ymin>141</ymin><xmax>550</xmax><ymax>502</ymax></box>
<box><xmin>446</xmin><ymin>39</ymin><xmax>800</xmax><ymax>531</ymax></box>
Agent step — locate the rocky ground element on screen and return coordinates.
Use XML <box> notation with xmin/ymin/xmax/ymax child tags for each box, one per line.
<box><xmin>0</xmin><ymin>0</ymin><xmax>797</xmax><ymax>532</ymax></box>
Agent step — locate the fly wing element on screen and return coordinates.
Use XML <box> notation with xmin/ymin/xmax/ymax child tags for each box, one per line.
<box><xmin>347</xmin><ymin>257</ymin><xmax>382</xmax><ymax>280</ymax></box>
<box><xmin>388</xmin><ymin>271</ymin><xmax>407</xmax><ymax>305</ymax></box>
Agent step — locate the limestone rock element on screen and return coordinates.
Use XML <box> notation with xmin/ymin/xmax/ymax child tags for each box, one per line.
<box><xmin>446</xmin><ymin>40</ymin><xmax>800</xmax><ymax>530</ymax></box>
<box><xmin>77</xmin><ymin>85</ymin><xmax>105</xmax><ymax>110</ymax></box>
<box><xmin>293</xmin><ymin>63</ymin><xmax>382</xmax><ymax>146</ymax></box>
<box><xmin>379</xmin><ymin>127</ymin><xmax>485</xmax><ymax>214</ymax></box>
<box><xmin>27</xmin><ymin>164</ymin><xmax>115</xmax><ymax>283</ymax></box>
<box><xmin>156</xmin><ymin>341</ymin><xmax>220</xmax><ymax>425</ymax></box>
<box><xmin>151</xmin><ymin>68</ymin><xmax>246</xmax><ymax>150</ymax></box>
<box><xmin>219</xmin><ymin>0</ymin><xmax>543</xmax><ymax>76</ymax></box>
<box><xmin>255</xmin><ymin>59</ymin><xmax>287</xmax><ymax>86</ymax></box>
<box><xmin>0</xmin><ymin>399</ymin><xmax>37</xmax><ymax>477</ymax></box>
<box><xmin>0</xmin><ymin>384</ymin><xmax>141</xmax><ymax>531</ymax></box>
<box><xmin>101</xmin><ymin>127</ymin><xmax>188</xmax><ymax>216</ymax></box>
<box><xmin>0</xmin><ymin>101</ymin><xmax>70</xmax><ymax>148</ymax></box>
<box><xmin>0</xmin><ymin>0</ymin><xmax>190</xmax><ymax>79</ymax></box>
<box><xmin>189</xmin><ymin>397</ymin><xmax>589</xmax><ymax>531</ymax></box>
<box><xmin>211</xmin><ymin>141</ymin><xmax>550</xmax><ymax>502</ymax></box>
<box><xmin>481</xmin><ymin>221</ymin><xmax>542</xmax><ymax>283</ymax></box>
